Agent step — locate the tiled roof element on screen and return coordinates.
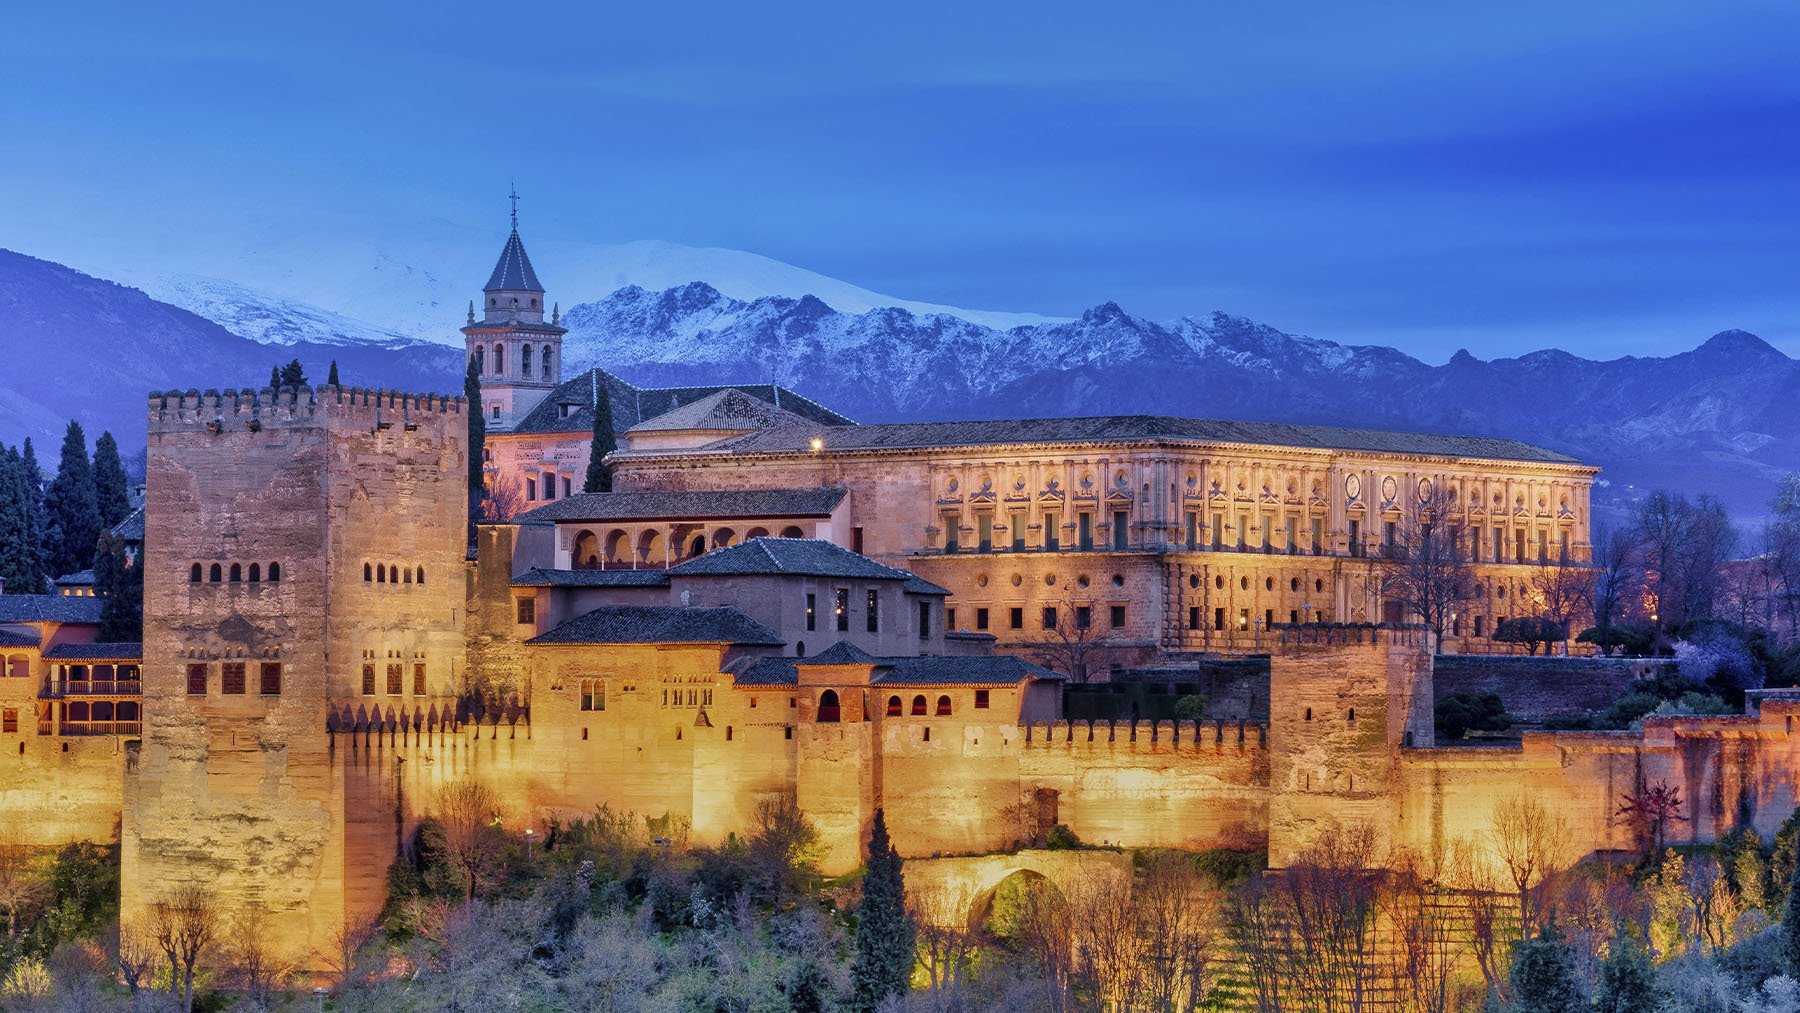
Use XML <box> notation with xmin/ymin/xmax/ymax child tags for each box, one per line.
<box><xmin>513</xmin><ymin>567</ymin><xmax>670</xmax><ymax>588</ymax></box>
<box><xmin>903</xmin><ymin>575</ymin><xmax>951</xmax><ymax>597</ymax></box>
<box><xmin>508</xmin><ymin>368</ymin><xmax>852</xmax><ymax>436</ymax></box>
<box><xmin>874</xmin><ymin>655</ymin><xmax>1065</xmax><ymax>686</ymax></box>
<box><xmin>54</xmin><ymin>570</ymin><xmax>95</xmax><ymax>587</ymax></box>
<box><xmin>516</xmin><ymin>489</ymin><xmax>845</xmax><ymax>525</ymax></box>
<box><xmin>111</xmin><ymin>507</ymin><xmax>145</xmax><ymax>541</ymax></box>
<box><xmin>668</xmin><ymin>538</ymin><xmax>913</xmax><ymax>582</ymax></box>
<box><xmin>0</xmin><ymin>630</ymin><xmax>38</xmax><ymax>649</ymax></box>
<box><xmin>945</xmin><ymin>630</ymin><xmax>997</xmax><ymax>642</ymax></box>
<box><xmin>484</xmin><ymin>228</ymin><xmax>544</xmax><ymax>292</ymax></box>
<box><xmin>528</xmin><ymin>605</ymin><xmax>783</xmax><ymax>646</ymax></box>
<box><xmin>807</xmin><ymin>641</ymin><xmax>877</xmax><ymax>665</ymax></box>
<box><xmin>44</xmin><ymin>642</ymin><xmax>142</xmax><ymax>661</ymax></box>
<box><xmin>627</xmin><ymin>388</ymin><xmax>813</xmax><ymax>434</ymax></box>
<box><xmin>700</xmin><ymin>416</ymin><xmax>1584</xmax><ymax>465</ymax></box>
<box><xmin>732</xmin><ymin>649</ymin><xmax>1062</xmax><ymax>687</ymax></box>
<box><xmin>0</xmin><ymin>595</ymin><xmax>103</xmax><ymax>624</ymax></box>
<box><xmin>735</xmin><ymin>656</ymin><xmax>798</xmax><ymax>685</ymax></box>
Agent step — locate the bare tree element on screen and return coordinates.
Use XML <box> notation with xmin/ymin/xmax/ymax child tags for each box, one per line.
<box><xmin>223</xmin><ymin>904</ymin><xmax>292</xmax><ymax>1011</ymax></box>
<box><xmin>909</xmin><ymin>880</ymin><xmax>981</xmax><ymax>1006</ymax></box>
<box><xmin>319</xmin><ymin>911</ymin><xmax>384</xmax><ymax>1004</ymax></box>
<box><xmin>1525</xmin><ymin>548</ymin><xmax>1595</xmax><ymax>655</ymax></box>
<box><xmin>109</xmin><ymin>922</ymin><xmax>159</xmax><ymax>1003</ymax></box>
<box><xmin>1131</xmin><ymin>852</ymin><xmax>1219</xmax><ymax>1011</ymax></box>
<box><xmin>1024</xmin><ymin>590</ymin><xmax>1121</xmax><ymax>683</ymax></box>
<box><xmin>0</xmin><ymin>841</ymin><xmax>46</xmax><ymax>941</ymax></box>
<box><xmin>1635</xmin><ymin>490</ymin><xmax>1738</xmax><ymax>635</ymax></box>
<box><xmin>147</xmin><ymin>883</ymin><xmax>219</xmax><ymax>1013</ymax></box>
<box><xmin>476</xmin><ymin>475</ymin><xmax>527</xmax><ymax>523</ymax></box>
<box><xmin>1488</xmin><ymin>793</ymin><xmax>1572</xmax><ymax>939</ymax></box>
<box><xmin>1586</xmin><ymin>524</ymin><xmax>1642</xmax><ymax>654</ymax></box>
<box><xmin>1228</xmin><ymin>824</ymin><xmax>1384</xmax><ymax>1013</ymax></box>
<box><xmin>1375</xmin><ymin>487</ymin><xmax>1476</xmax><ymax>652</ymax></box>
<box><xmin>433</xmin><ymin>779</ymin><xmax>505</xmax><ymax>902</ymax></box>
<box><xmin>1382</xmin><ymin>847</ymin><xmax>1465</xmax><ymax>1013</ymax></box>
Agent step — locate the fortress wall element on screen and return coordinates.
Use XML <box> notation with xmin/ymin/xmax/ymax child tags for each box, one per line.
<box><xmin>1018</xmin><ymin>719</ymin><xmax>1269</xmax><ymax>851</ymax></box>
<box><xmin>0</xmin><ymin>737</ymin><xmax>124</xmax><ymax>846</ymax></box>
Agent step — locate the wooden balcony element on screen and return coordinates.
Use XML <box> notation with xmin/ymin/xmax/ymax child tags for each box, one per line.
<box><xmin>40</xmin><ymin>678</ymin><xmax>142</xmax><ymax>698</ymax></box>
<box><xmin>45</xmin><ymin>719</ymin><xmax>141</xmax><ymax>736</ymax></box>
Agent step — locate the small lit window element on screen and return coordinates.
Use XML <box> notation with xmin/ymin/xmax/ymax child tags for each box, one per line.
<box><xmin>974</xmin><ymin>690</ymin><xmax>990</xmax><ymax>710</ymax></box>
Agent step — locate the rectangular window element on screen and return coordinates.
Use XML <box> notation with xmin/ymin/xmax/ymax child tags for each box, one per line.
<box><xmin>186</xmin><ymin>663</ymin><xmax>207</xmax><ymax>696</ymax></box>
<box><xmin>260</xmin><ymin>663</ymin><xmax>281</xmax><ymax>696</ymax></box>
<box><xmin>867</xmin><ymin>589</ymin><xmax>880</xmax><ymax>633</ymax></box>
<box><xmin>387</xmin><ymin>664</ymin><xmax>402</xmax><ymax>695</ymax></box>
<box><xmin>1074</xmin><ymin>606</ymin><xmax>1091</xmax><ymax>629</ymax></box>
<box><xmin>1112</xmin><ymin>510</ymin><xmax>1129</xmax><ymax>551</ymax></box>
<box><xmin>1211</xmin><ymin>512</ymin><xmax>1224</xmax><ymax>551</ymax></box>
<box><xmin>806</xmin><ymin>593</ymin><xmax>817</xmax><ymax>631</ymax></box>
<box><xmin>1042</xmin><ymin>607</ymin><xmax>1059</xmax><ymax>630</ymax></box>
<box><xmin>919</xmin><ymin>600</ymin><xmax>931</xmax><ymax>640</ymax></box>
<box><xmin>1560</xmin><ymin>530</ymin><xmax>1570</xmax><ymax>560</ymax></box>
<box><xmin>1384</xmin><ymin>520</ymin><xmax>1397</xmax><ymax>553</ymax></box>
<box><xmin>1311</xmin><ymin>518</ymin><xmax>1323</xmax><ymax>555</ymax></box>
<box><xmin>976</xmin><ymin>608</ymin><xmax>990</xmax><ymax>631</ymax></box>
<box><xmin>413</xmin><ymin>663</ymin><xmax>427</xmax><ymax>695</ymax></box>
<box><xmin>974</xmin><ymin>689</ymin><xmax>990</xmax><ymax>710</ymax></box>
<box><xmin>542</xmin><ymin>473</ymin><xmax>557</xmax><ymax>500</ymax></box>
<box><xmin>362</xmin><ymin>664</ymin><xmax>376</xmax><ymax>695</ymax></box>
<box><xmin>525</xmin><ymin>477</ymin><xmax>537</xmax><ymax>502</ymax></box>
<box><xmin>977</xmin><ymin>514</ymin><xmax>993</xmax><ymax>553</ymax></box>
<box><xmin>1189</xmin><ymin>606</ymin><xmax>1202</xmax><ymax>630</ymax></box>
<box><xmin>1349</xmin><ymin>519</ymin><xmax>1362</xmax><ymax>557</ymax></box>
<box><xmin>942</xmin><ymin>513</ymin><xmax>960</xmax><ymax>553</ymax></box>
<box><xmin>1474</xmin><ymin>615</ymin><xmax>1487</xmax><ymax>636</ymax></box>
<box><xmin>1265</xmin><ymin>608</ymin><xmax>1275</xmax><ymax>629</ymax></box>
<box><xmin>1185</xmin><ymin>511</ymin><xmax>1199</xmax><ymax>550</ymax></box>
<box><xmin>1043</xmin><ymin>512</ymin><xmax>1060</xmax><ymax>551</ymax></box>
<box><xmin>516</xmin><ymin>597</ymin><xmax>535</xmax><ymax>624</ymax></box>
<box><xmin>852</xmin><ymin>527</ymin><xmax>864</xmax><ymax>554</ymax></box>
<box><xmin>1109</xmin><ymin>604</ymin><xmax>1126</xmax><ymax>629</ymax></box>
<box><xmin>1011</xmin><ymin>511</ymin><xmax>1027</xmax><ymax>551</ymax></box>
<box><xmin>1516</xmin><ymin>528</ymin><xmax>1528</xmax><ymax>563</ymax></box>
<box><xmin>1009</xmin><ymin>607</ymin><xmax>1024</xmax><ymax>630</ymax></box>
<box><xmin>1285</xmin><ymin>515</ymin><xmax>1297</xmax><ymax>554</ymax></box>
<box><xmin>1</xmin><ymin>709</ymin><xmax>14</xmax><ymax>734</ymax></box>
<box><xmin>563</xmin><ymin>476</ymin><xmax>571</xmax><ymax>498</ymax></box>
<box><xmin>1237</xmin><ymin>512</ymin><xmax>1248</xmax><ymax>551</ymax></box>
<box><xmin>1262</xmin><ymin>512</ymin><xmax>1273</xmax><ymax>553</ymax></box>
<box><xmin>1214</xmin><ymin>607</ymin><xmax>1226</xmax><ymax>631</ymax></box>
<box><xmin>221</xmin><ymin>662</ymin><xmax>246</xmax><ymax>695</ymax></box>
<box><xmin>835</xmin><ymin>588</ymin><xmax>849</xmax><ymax>632</ymax></box>
<box><xmin>580</xmin><ymin>680</ymin><xmax>603</xmax><ymax>711</ymax></box>
<box><xmin>1537</xmin><ymin>530</ymin><xmax>1548</xmax><ymax>562</ymax></box>
<box><xmin>1290</xmin><ymin>609</ymin><xmax>1300</xmax><ymax>624</ymax></box>
<box><xmin>1078</xmin><ymin>512</ymin><xmax>1093</xmax><ymax>550</ymax></box>
<box><xmin>1494</xmin><ymin>527</ymin><xmax>1504</xmax><ymax>562</ymax></box>
<box><xmin>946</xmin><ymin>607</ymin><xmax>956</xmax><ymax>630</ymax></box>
<box><xmin>1238</xmin><ymin>608</ymin><xmax>1250</xmax><ymax>630</ymax></box>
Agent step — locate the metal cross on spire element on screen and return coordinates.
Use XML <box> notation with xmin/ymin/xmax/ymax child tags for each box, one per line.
<box><xmin>509</xmin><ymin>181</ymin><xmax>519</xmax><ymax>230</ymax></box>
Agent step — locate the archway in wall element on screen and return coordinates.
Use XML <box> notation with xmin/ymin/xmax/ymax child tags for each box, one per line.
<box><xmin>639</xmin><ymin>530</ymin><xmax>666</xmax><ymax>567</ymax></box>
<box><xmin>971</xmin><ymin>869</ymin><xmax>1065</xmax><ymax>939</ymax></box>
<box><xmin>780</xmin><ymin>525</ymin><xmax>805</xmax><ymax>539</ymax></box>
<box><xmin>572</xmin><ymin>530</ymin><xmax>600</xmax><ymax>569</ymax></box>
<box><xmin>711</xmin><ymin>528</ymin><xmax>737</xmax><ymax>549</ymax></box>
<box><xmin>688</xmin><ymin>535</ymin><xmax>707</xmax><ymax>558</ymax></box>
<box><xmin>746</xmin><ymin>527</ymin><xmax>770</xmax><ymax>540</ymax></box>
<box><xmin>605</xmin><ymin>530</ymin><xmax>631</xmax><ymax>566</ymax></box>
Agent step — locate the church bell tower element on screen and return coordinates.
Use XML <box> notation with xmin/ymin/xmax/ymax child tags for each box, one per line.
<box><xmin>462</xmin><ymin>188</ymin><xmax>566</xmax><ymax>431</ymax></box>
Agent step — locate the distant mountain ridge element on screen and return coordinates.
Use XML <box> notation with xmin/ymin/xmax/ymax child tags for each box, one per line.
<box><xmin>2</xmin><ymin>249</ymin><xmax>1793</xmax><ymax>527</ymax></box>
<box><xmin>561</xmin><ymin>283</ymin><xmax>1800</xmax><ymax>523</ymax></box>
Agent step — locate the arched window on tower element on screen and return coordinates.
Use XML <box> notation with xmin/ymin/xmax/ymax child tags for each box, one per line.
<box><xmin>269</xmin><ymin>562</ymin><xmax>280</xmax><ymax>582</ymax></box>
<box><xmin>936</xmin><ymin>694</ymin><xmax>953</xmax><ymax>716</ymax></box>
<box><xmin>247</xmin><ymin>563</ymin><xmax>260</xmax><ymax>582</ymax></box>
<box><xmin>886</xmin><ymin>695</ymin><xmax>902</xmax><ymax>717</ymax></box>
<box><xmin>493</xmin><ymin>344</ymin><xmax>505</xmax><ymax>374</ymax></box>
<box><xmin>817</xmin><ymin>690</ymin><xmax>841</xmax><ymax>723</ymax></box>
<box><xmin>363</xmin><ymin>563</ymin><xmax>372</xmax><ymax>582</ymax></box>
<box><xmin>473</xmin><ymin>347</ymin><xmax>484</xmax><ymax>374</ymax></box>
<box><xmin>542</xmin><ymin>349</ymin><xmax>552</xmax><ymax>379</ymax></box>
<box><xmin>209</xmin><ymin>564</ymin><xmax>222</xmax><ymax>583</ymax></box>
<box><xmin>911</xmin><ymin>695</ymin><xmax>927</xmax><ymax>716</ymax></box>
<box><xmin>190</xmin><ymin>563</ymin><xmax>202</xmax><ymax>583</ymax></box>
<box><xmin>521</xmin><ymin>345</ymin><xmax>533</xmax><ymax>377</ymax></box>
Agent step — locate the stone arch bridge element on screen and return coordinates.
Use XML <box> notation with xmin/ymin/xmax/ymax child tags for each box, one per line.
<box><xmin>903</xmin><ymin>849</ymin><xmax>1136</xmax><ymax>928</ymax></box>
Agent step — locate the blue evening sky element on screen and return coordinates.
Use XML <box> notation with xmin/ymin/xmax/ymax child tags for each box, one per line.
<box><xmin>4</xmin><ymin>1</ymin><xmax>1798</xmax><ymax>360</ymax></box>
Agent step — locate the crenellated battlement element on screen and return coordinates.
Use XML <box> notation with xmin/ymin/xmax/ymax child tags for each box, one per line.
<box><xmin>147</xmin><ymin>384</ymin><xmax>464</xmax><ymax>433</ymax></box>
<box><xmin>1020</xmin><ymin>717</ymin><xmax>1268</xmax><ymax>751</ymax></box>
<box><xmin>1272</xmin><ymin>622</ymin><xmax>1432</xmax><ymax>651</ymax></box>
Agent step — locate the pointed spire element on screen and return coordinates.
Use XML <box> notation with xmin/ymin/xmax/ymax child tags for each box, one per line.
<box><xmin>467</xmin><ymin>300</ymin><xmax>475</xmax><ymax>324</ymax></box>
<box><xmin>551</xmin><ymin>301</ymin><xmax>559</xmax><ymax>325</ymax></box>
<box><xmin>509</xmin><ymin>180</ymin><xmax>519</xmax><ymax>230</ymax></box>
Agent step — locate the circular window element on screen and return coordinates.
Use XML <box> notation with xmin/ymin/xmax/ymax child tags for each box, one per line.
<box><xmin>1044</xmin><ymin>574</ymin><xmax>1057</xmax><ymax>587</ymax></box>
<box><xmin>976</xmin><ymin>574</ymin><xmax>989</xmax><ymax>588</ymax></box>
<box><xmin>1497</xmin><ymin>587</ymin><xmax>1507</xmax><ymax>599</ymax></box>
<box><xmin>1290</xmin><ymin>578</ymin><xmax>1300</xmax><ymax>591</ymax></box>
<box><xmin>947</xmin><ymin>477</ymin><xmax>959</xmax><ymax>493</ymax></box>
<box><xmin>1345</xmin><ymin>475</ymin><xmax>1361</xmax><ymax>500</ymax></box>
<box><xmin>1215</xmin><ymin>575</ymin><xmax>1225</xmax><ymax>589</ymax></box>
<box><xmin>1111</xmin><ymin>574</ymin><xmax>1125</xmax><ymax>588</ymax></box>
<box><xmin>1188</xmin><ymin>575</ymin><xmax>1200</xmax><ymax>589</ymax></box>
<box><xmin>1079</xmin><ymin>575</ymin><xmax>1092</xmax><ymax>588</ymax></box>
<box><xmin>1240</xmin><ymin>577</ymin><xmax>1249</xmax><ymax>590</ymax></box>
<box><xmin>1010</xmin><ymin>574</ymin><xmax>1023</xmax><ymax>587</ymax></box>
<box><xmin>1265</xmin><ymin>577</ymin><xmax>1274</xmax><ymax>591</ymax></box>
<box><xmin>1314</xmin><ymin>579</ymin><xmax>1324</xmax><ymax>592</ymax></box>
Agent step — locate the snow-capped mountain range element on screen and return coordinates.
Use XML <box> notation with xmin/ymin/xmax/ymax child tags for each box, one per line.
<box><xmin>2</xmin><ymin>246</ymin><xmax>1795</xmax><ymax>527</ymax></box>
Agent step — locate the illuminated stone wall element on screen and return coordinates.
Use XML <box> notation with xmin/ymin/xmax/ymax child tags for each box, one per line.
<box><xmin>0</xmin><ymin>736</ymin><xmax>124</xmax><ymax>846</ymax></box>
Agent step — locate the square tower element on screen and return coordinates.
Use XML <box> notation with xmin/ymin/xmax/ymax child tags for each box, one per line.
<box><xmin>122</xmin><ymin>385</ymin><xmax>467</xmax><ymax>968</ymax></box>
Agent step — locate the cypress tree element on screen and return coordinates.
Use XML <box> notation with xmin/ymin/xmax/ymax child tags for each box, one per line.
<box><xmin>0</xmin><ymin>446</ymin><xmax>47</xmax><ymax>594</ymax></box>
<box><xmin>42</xmin><ymin>422</ymin><xmax>101</xmax><ymax>579</ymax></box>
<box><xmin>584</xmin><ymin>379</ymin><xmax>616</xmax><ymax>493</ymax></box>
<box><xmin>850</xmin><ymin>808</ymin><xmax>915</xmax><ymax>1011</ymax></box>
<box><xmin>16</xmin><ymin>439</ymin><xmax>48</xmax><ymax>593</ymax></box>
<box><xmin>1785</xmin><ymin>835</ymin><xmax>1800</xmax><ymax>977</ymax></box>
<box><xmin>94</xmin><ymin>531</ymin><xmax>142</xmax><ymax>642</ymax></box>
<box><xmin>269</xmin><ymin>366</ymin><xmax>282</xmax><ymax>390</ymax></box>
<box><xmin>91</xmin><ymin>431</ymin><xmax>131</xmax><ymax>529</ymax></box>
<box><xmin>279</xmin><ymin>358</ymin><xmax>307</xmax><ymax>387</ymax></box>
<box><xmin>1509</xmin><ymin>922</ymin><xmax>1581</xmax><ymax>1013</ymax></box>
<box><xmin>327</xmin><ymin>360</ymin><xmax>340</xmax><ymax>386</ymax></box>
<box><xmin>465</xmin><ymin>356</ymin><xmax>486</xmax><ymax>512</ymax></box>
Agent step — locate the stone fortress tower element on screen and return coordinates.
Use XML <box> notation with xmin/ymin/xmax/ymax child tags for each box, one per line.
<box><xmin>122</xmin><ymin>384</ymin><xmax>467</xmax><ymax>965</ymax></box>
<box><xmin>462</xmin><ymin>192</ymin><xmax>566</xmax><ymax>431</ymax></box>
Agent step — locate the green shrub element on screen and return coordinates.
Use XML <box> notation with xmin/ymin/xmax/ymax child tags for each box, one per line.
<box><xmin>1044</xmin><ymin>824</ymin><xmax>1082</xmax><ymax>850</ymax></box>
<box><xmin>1434</xmin><ymin>691</ymin><xmax>1510</xmax><ymax>740</ymax></box>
